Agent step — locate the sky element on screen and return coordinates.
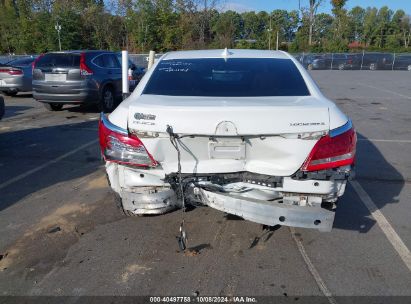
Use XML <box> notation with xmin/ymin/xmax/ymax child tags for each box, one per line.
<box><xmin>221</xmin><ymin>0</ymin><xmax>411</xmax><ymax>14</ymax></box>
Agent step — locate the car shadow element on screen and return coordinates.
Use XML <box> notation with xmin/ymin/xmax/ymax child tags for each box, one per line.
<box><xmin>333</xmin><ymin>132</ymin><xmax>404</xmax><ymax>232</ymax></box>
<box><xmin>65</xmin><ymin>104</ymin><xmax>100</xmax><ymax>114</ymax></box>
<box><xmin>0</xmin><ymin>120</ymin><xmax>101</xmax><ymax>211</ymax></box>
<box><xmin>15</xmin><ymin>93</ymin><xmax>33</xmax><ymax>98</ymax></box>
<box><xmin>64</xmin><ymin>97</ymin><xmax>127</xmax><ymax>114</ymax></box>
<box><xmin>1</xmin><ymin>105</ymin><xmax>34</xmax><ymax>119</ymax></box>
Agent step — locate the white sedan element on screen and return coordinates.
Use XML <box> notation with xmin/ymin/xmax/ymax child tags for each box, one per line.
<box><xmin>99</xmin><ymin>49</ymin><xmax>356</xmax><ymax>232</ymax></box>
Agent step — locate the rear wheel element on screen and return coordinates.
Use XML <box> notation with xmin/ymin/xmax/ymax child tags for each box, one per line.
<box><xmin>99</xmin><ymin>85</ymin><xmax>115</xmax><ymax>113</ymax></box>
<box><xmin>307</xmin><ymin>64</ymin><xmax>313</xmax><ymax>70</ymax></box>
<box><xmin>4</xmin><ymin>91</ymin><xmax>17</xmax><ymax>97</ymax></box>
<box><xmin>43</xmin><ymin>103</ymin><xmax>63</xmax><ymax>111</ymax></box>
<box><xmin>407</xmin><ymin>65</ymin><xmax>411</xmax><ymax>71</ymax></box>
<box><xmin>338</xmin><ymin>63</ymin><xmax>345</xmax><ymax>70</ymax></box>
<box><xmin>369</xmin><ymin>63</ymin><xmax>377</xmax><ymax>70</ymax></box>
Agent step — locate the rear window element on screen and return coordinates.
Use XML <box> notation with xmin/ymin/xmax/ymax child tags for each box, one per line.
<box><xmin>143</xmin><ymin>58</ymin><xmax>310</xmax><ymax>97</ymax></box>
<box><xmin>7</xmin><ymin>57</ymin><xmax>36</xmax><ymax>66</ymax></box>
<box><xmin>36</xmin><ymin>53</ymin><xmax>80</xmax><ymax>68</ymax></box>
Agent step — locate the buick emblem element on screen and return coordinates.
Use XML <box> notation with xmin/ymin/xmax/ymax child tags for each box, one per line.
<box><xmin>134</xmin><ymin>112</ymin><xmax>156</xmax><ymax>120</ymax></box>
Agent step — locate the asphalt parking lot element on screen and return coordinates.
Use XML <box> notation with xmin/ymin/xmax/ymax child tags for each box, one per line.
<box><xmin>0</xmin><ymin>71</ymin><xmax>410</xmax><ymax>301</ymax></box>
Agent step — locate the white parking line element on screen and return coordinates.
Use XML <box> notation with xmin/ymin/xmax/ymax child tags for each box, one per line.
<box><xmin>0</xmin><ymin>139</ymin><xmax>99</xmax><ymax>190</ymax></box>
<box><xmin>350</xmin><ymin>180</ymin><xmax>411</xmax><ymax>272</ymax></box>
<box><xmin>358</xmin><ymin>83</ymin><xmax>411</xmax><ymax>100</ymax></box>
<box><xmin>0</xmin><ymin>125</ymin><xmax>98</xmax><ymax>133</ymax></box>
<box><xmin>290</xmin><ymin>227</ymin><xmax>337</xmax><ymax>304</ymax></box>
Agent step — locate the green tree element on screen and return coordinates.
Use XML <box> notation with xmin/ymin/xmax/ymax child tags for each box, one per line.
<box><xmin>348</xmin><ymin>6</ymin><xmax>365</xmax><ymax>42</ymax></box>
<box><xmin>212</xmin><ymin>10</ymin><xmax>241</xmax><ymax>48</ymax></box>
<box><xmin>330</xmin><ymin>0</ymin><xmax>349</xmax><ymax>51</ymax></box>
<box><xmin>363</xmin><ymin>7</ymin><xmax>378</xmax><ymax>47</ymax></box>
<box><xmin>374</xmin><ymin>6</ymin><xmax>393</xmax><ymax>48</ymax></box>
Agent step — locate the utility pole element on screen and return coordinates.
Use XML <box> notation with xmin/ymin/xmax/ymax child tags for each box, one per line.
<box><xmin>55</xmin><ymin>21</ymin><xmax>62</xmax><ymax>51</ymax></box>
<box><xmin>267</xmin><ymin>14</ymin><xmax>272</xmax><ymax>50</ymax></box>
<box><xmin>276</xmin><ymin>31</ymin><xmax>279</xmax><ymax>50</ymax></box>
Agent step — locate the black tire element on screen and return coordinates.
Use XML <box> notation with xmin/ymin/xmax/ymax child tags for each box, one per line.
<box><xmin>338</xmin><ymin>63</ymin><xmax>345</xmax><ymax>70</ymax></box>
<box><xmin>369</xmin><ymin>63</ymin><xmax>377</xmax><ymax>71</ymax></box>
<box><xmin>307</xmin><ymin>64</ymin><xmax>313</xmax><ymax>70</ymax></box>
<box><xmin>4</xmin><ymin>91</ymin><xmax>17</xmax><ymax>97</ymax></box>
<box><xmin>98</xmin><ymin>85</ymin><xmax>115</xmax><ymax>113</ymax></box>
<box><xmin>0</xmin><ymin>96</ymin><xmax>5</xmax><ymax>119</ymax></box>
<box><xmin>43</xmin><ymin>103</ymin><xmax>63</xmax><ymax>111</ymax></box>
<box><xmin>407</xmin><ymin>65</ymin><xmax>411</xmax><ymax>71</ymax></box>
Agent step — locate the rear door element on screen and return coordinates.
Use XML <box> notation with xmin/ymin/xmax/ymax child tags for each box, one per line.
<box><xmin>331</xmin><ymin>54</ymin><xmax>346</xmax><ymax>69</ymax></box>
<box><xmin>101</xmin><ymin>54</ymin><xmax>122</xmax><ymax>97</ymax></box>
<box><xmin>32</xmin><ymin>53</ymin><xmax>82</xmax><ymax>94</ymax></box>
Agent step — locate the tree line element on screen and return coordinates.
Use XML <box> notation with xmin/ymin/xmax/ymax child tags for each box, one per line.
<box><xmin>0</xmin><ymin>0</ymin><xmax>410</xmax><ymax>54</ymax></box>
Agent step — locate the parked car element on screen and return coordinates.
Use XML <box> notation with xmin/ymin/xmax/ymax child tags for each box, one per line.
<box><xmin>0</xmin><ymin>95</ymin><xmax>4</xmax><ymax>119</ymax></box>
<box><xmin>115</xmin><ymin>53</ymin><xmax>146</xmax><ymax>91</ymax></box>
<box><xmin>343</xmin><ymin>53</ymin><xmax>363</xmax><ymax>70</ymax></box>
<box><xmin>297</xmin><ymin>54</ymin><xmax>324</xmax><ymax>70</ymax></box>
<box><xmin>310</xmin><ymin>54</ymin><xmax>362</xmax><ymax>70</ymax></box>
<box><xmin>311</xmin><ymin>54</ymin><xmax>333</xmax><ymax>70</ymax></box>
<box><xmin>0</xmin><ymin>56</ymin><xmax>37</xmax><ymax>96</ymax></box>
<box><xmin>99</xmin><ymin>49</ymin><xmax>357</xmax><ymax>232</ymax></box>
<box><xmin>393</xmin><ymin>55</ymin><xmax>411</xmax><ymax>71</ymax></box>
<box><xmin>32</xmin><ymin>50</ymin><xmax>123</xmax><ymax>112</ymax></box>
<box><xmin>361</xmin><ymin>53</ymin><xmax>394</xmax><ymax>70</ymax></box>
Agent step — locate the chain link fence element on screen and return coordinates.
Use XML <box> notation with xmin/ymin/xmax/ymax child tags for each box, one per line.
<box><xmin>130</xmin><ymin>52</ymin><xmax>411</xmax><ymax>71</ymax></box>
<box><xmin>2</xmin><ymin>52</ymin><xmax>411</xmax><ymax>71</ymax></box>
<box><xmin>293</xmin><ymin>52</ymin><xmax>411</xmax><ymax>71</ymax></box>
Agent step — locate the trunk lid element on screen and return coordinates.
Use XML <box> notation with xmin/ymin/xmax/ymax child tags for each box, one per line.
<box><xmin>128</xmin><ymin>95</ymin><xmax>329</xmax><ymax>135</ymax></box>
<box><xmin>127</xmin><ymin>95</ymin><xmax>331</xmax><ymax>176</ymax></box>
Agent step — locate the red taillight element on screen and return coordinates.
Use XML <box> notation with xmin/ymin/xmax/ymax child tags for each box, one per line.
<box><xmin>32</xmin><ymin>54</ymin><xmax>44</xmax><ymax>72</ymax></box>
<box><xmin>302</xmin><ymin>127</ymin><xmax>357</xmax><ymax>172</ymax></box>
<box><xmin>80</xmin><ymin>52</ymin><xmax>93</xmax><ymax>76</ymax></box>
<box><xmin>99</xmin><ymin>115</ymin><xmax>157</xmax><ymax>167</ymax></box>
<box><xmin>9</xmin><ymin>69</ymin><xmax>23</xmax><ymax>75</ymax></box>
<box><xmin>0</xmin><ymin>68</ymin><xmax>23</xmax><ymax>75</ymax></box>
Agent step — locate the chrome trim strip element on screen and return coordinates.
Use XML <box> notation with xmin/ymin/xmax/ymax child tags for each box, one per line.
<box><xmin>329</xmin><ymin>119</ymin><xmax>352</xmax><ymax>137</ymax></box>
<box><xmin>100</xmin><ymin>112</ymin><xmax>128</xmax><ymax>135</ymax></box>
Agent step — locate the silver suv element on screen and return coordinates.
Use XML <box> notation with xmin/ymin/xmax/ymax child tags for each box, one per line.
<box><xmin>32</xmin><ymin>51</ymin><xmax>123</xmax><ymax>112</ymax></box>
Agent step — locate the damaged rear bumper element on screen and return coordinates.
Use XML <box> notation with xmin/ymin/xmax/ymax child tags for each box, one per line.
<box><xmin>106</xmin><ymin>162</ymin><xmax>349</xmax><ymax>231</ymax></box>
<box><xmin>201</xmin><ymin>190</ymin><xmax>334</xmax><ymax>232</ymax></box>
<box><xmin>121</xmin><ymin>188</ymin><xmax>177</xmax><ymax>215</ymax></box>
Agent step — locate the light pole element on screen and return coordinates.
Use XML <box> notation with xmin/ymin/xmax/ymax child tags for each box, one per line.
<box><xmin>55</xmin><ymin>21</ymin><xmax>62</xmax><ymax>51</ymax></box>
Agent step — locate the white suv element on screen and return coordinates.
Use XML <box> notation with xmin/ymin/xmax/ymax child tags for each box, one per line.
<box><xmin>99</xmin><ymin>49</ymin><xmax>356</xmax><ymax>232</ymax></box>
